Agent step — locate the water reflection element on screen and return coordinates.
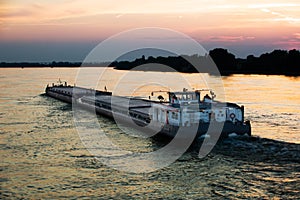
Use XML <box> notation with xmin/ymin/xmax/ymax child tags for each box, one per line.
<box><xmin>0</xmin><ymin>68</ymin><xmax>299</xmax><ymax>198</ymax></box>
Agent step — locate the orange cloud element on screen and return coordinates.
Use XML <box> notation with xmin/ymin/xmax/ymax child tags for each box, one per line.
<box><xmin>0</xmin><ymin>0</ymin><xmax>299</xmax><ymax>45</ymax></box>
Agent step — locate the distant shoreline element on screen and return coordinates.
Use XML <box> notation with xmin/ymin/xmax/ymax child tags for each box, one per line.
<box><xmin>1</xmin><ymin>48</ymin><xmax>299</xmax><ymax>76</ymax></box>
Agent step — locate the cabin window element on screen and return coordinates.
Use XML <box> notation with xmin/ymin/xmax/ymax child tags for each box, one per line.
<box><xmin>172</xmin><ymin>112</ymin><xmax>178</xmax><ymax>119</ymax></box>
<box><xmin>192</xmin><ymin>94</ymin><xmax>196</xmax><ymax>100</ymax></box>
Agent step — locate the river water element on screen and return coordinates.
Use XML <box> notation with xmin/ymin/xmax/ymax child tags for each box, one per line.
<box><xmin>0</xmin><ymin>68</ymin><xmax>299</xmax><ymax>199</ymax></box>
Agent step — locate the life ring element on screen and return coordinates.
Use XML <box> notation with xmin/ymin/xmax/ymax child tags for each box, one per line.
<box><xmin>230</xmin><ymin>113</ymin><xmax>235</xmax><ymax>119</ymax></box>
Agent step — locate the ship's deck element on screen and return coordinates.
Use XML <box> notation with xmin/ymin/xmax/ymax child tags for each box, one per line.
<box><xmin>82</xmin><ymin>95</ymin><xmax>152</xmax><ymax>116</ymax></box>
<box><xmin>48</xmin><ymin>86</ymin><xmax>112</xmax><ymax>96</ymax></box>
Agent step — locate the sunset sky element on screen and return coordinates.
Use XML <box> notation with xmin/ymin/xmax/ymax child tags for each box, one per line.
<box><xmin>1</xmin><ymin>0</ymin><xmax>299</xmax><ymax>61</ymax></box>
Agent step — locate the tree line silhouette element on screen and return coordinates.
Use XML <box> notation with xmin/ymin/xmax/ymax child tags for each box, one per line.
<box><xmin>110</xmin><ymin>48</ymin><xmax>300</xmax><ymax>76</ymax></box>
<box><xmin>0</xmin><ymin>61</ymin><xmax>81</xmax><ymax>68</ymax></box>
<box><xmin>1</xmin><ymin>48</ymin><xmax>299</xmax><ymax>76</ymax></box>
<box><xmin>0</xmin><ymin>61</ymin><xmax>111</xmax><ymax>68</ymax></box>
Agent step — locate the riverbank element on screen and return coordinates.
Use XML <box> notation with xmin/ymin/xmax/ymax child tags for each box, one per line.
<box><xmin>1</xmin><ymin>48</ymin><xmax>299</xmax><ymax>76</ymax></box>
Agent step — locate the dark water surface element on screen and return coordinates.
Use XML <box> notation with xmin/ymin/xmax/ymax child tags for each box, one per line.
<box><xmin>0</xmin><ymin>68</ymin><xmax>299</xmax><ymax>199</ymax></box>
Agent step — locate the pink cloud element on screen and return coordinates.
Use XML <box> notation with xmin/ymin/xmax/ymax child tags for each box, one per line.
<box><xmin>208</xmin><ymin>35</ymin><xmax>255</xmax><ymax>42</ymax></box>
<box><xmin>294</xmin><ymin>33</ymin><xmax>300</xmax><ymax>39</ymax></box>
<box><xmin>273</xmin><ymin>34</ymin><xmax>300</xmax><ymax>50</ymax></box>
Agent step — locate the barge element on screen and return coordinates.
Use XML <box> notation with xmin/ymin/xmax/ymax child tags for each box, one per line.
<box><xmin>45</xmin><ymin>82</ymin><xmax>251</xmax><ymax>139</ymax></box>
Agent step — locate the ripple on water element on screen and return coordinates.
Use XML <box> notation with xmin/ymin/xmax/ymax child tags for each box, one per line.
<box><xmin>1</xmin><ymin>71</ymin><xmax>300</xmax><ymax>198</ymax></box>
